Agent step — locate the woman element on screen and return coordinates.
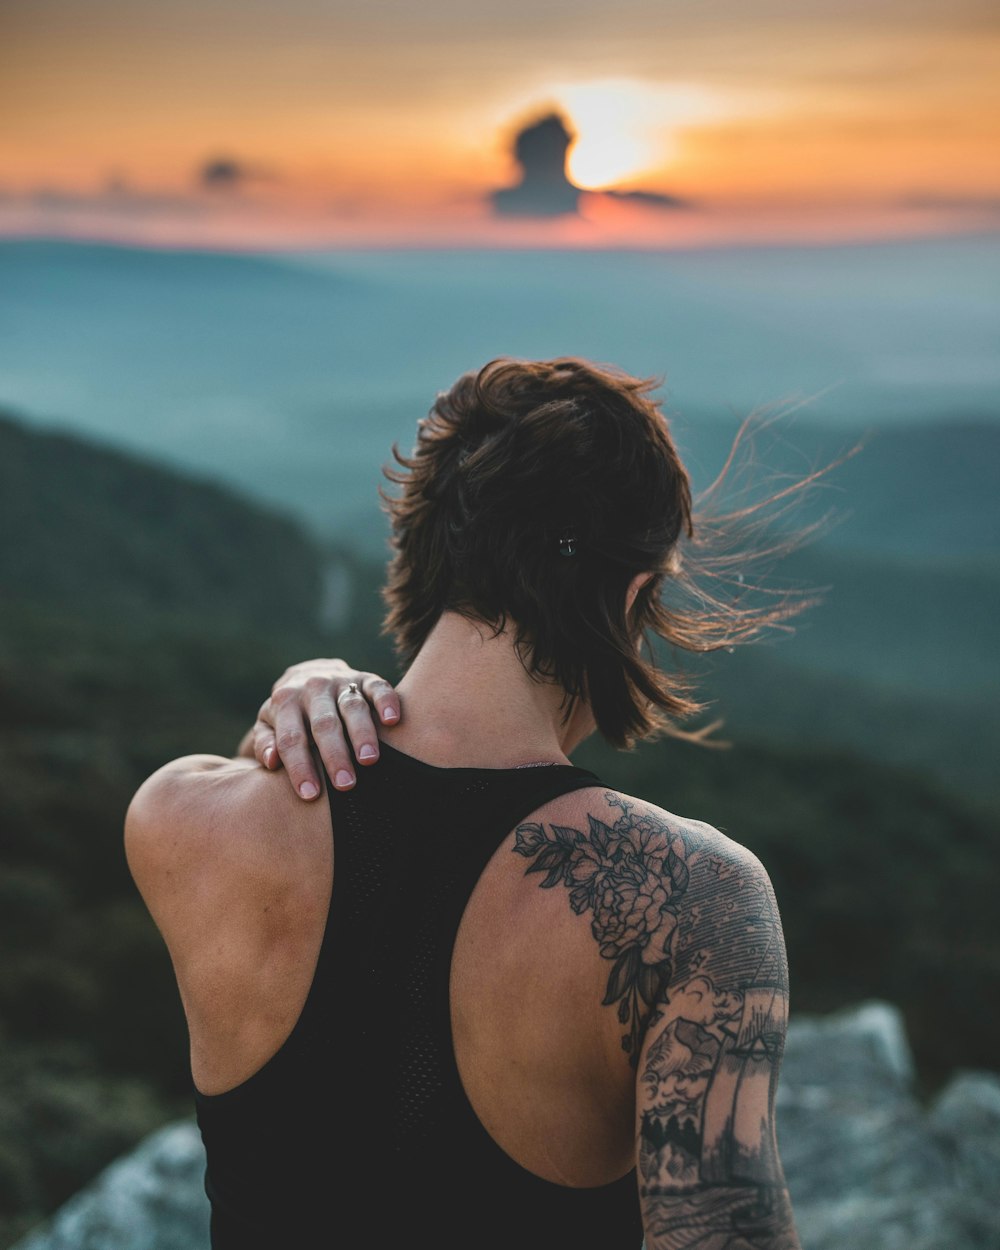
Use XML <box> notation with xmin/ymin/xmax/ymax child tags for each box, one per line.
<box><xmin>126</xmin><ymin>355</ymin><xmax>816</xmax><ymax>1248</ymax></box>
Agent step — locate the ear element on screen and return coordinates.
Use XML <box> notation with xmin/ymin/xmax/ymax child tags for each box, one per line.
<box><xmin>625</xmin><ymin>570</ymin><xmax>656</xmax><ymax>616</ymax></box>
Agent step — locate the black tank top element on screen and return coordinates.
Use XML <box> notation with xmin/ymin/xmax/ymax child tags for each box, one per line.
<box><xmin>194</xmin><ymin>742</ymin><xmax>643</xmax><ymax>1249</ymax></box>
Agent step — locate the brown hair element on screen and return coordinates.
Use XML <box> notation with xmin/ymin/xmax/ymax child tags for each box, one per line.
<box><xmin>380</xmin><ymin>355</ymin><xmax>858</xmax><ymax>750</ymax></box>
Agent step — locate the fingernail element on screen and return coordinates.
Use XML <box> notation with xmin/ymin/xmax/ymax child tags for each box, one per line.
<box><xmin>299</xmin><ymin>782</ymin><xmax>319</xmax><ymax>800</ymax></box>
<box><xmin>382</xmin><ymin>708</ymin><xmax>399</xmax><ymax>722</ymax></box>
<box><xmin>335</xmin><ymin>770</ymin><xmax>355</xmax><ymax>789</ymax></box>
<box><xmin>263</xmin><ymin>747</ymin><xmax>275</xmax><ymax>768</ymax></box>
<box><xmin>358</xmin><ymin>745</ymin><xmax>377</xmax><ymax>761</ymax></box>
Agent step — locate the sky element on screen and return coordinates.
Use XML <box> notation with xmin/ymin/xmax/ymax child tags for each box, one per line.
<box><xmin>2</xmin><ymin>0</ymin><xmax>999</xmax><ymax>249</ymax></box>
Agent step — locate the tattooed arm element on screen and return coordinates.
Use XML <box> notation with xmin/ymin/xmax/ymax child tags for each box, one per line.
<box><xmin>634</xmin><ymin>820</ymin><xmax>801</xmax><ymax>1249</ymax></box>
<box><xmin>512</xmin><ymin>791</ymin><xmax>800</xmax><ymax>1245</ymax></box>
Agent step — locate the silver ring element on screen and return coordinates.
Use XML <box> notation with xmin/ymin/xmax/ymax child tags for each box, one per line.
<box><xmin>339</xmin><ymin>682</ymin><xmax>360</xmax><ymax>701</ymax></box>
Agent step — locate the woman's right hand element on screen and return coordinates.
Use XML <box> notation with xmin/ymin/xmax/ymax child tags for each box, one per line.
<box><xmin>251</xmin><ymin>659</ymin><xmax>401</xmax><ymax>800</ymax></box>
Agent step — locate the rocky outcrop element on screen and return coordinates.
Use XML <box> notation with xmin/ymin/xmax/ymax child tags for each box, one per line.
<box><xmin>9</xmin><ymin>1122</ymin><xmax>209</xmax><ymax>1250</ymax></box>
<box><xmin>11</xmin><ymin>1000</ymin><xmax>1000</xmax><ymax>1250</ymax></box>
<box><xmin>777</xmin><ymin>1000</ymin><xmax>1000</xmax><ymax>1249</ymax></box>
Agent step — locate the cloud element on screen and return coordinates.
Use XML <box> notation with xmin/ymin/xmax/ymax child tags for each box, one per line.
<box><xmin>197</xmin><ymin>155</ymin><xmax>277</xmax><ymax>193</ymax></box>
<box><xmin>664</xmin><ymin>976</ymin><xmax>743</xmax><ymax>1028</ymax></box>
<box><xmin>17</xmin><ymin>178</ymin><xmax>204</xmax><ymax>218</ymax></box>
<box><xmin>603</xmin><ymin>188</ymin><xmax>694</xmax><ymax>209</ymax></box>
<box><xmin>489</xmin><ymin>109</ymin><xmax>695</xmax><ymax>219</ymax></box>
<box><xmin>490</xmin><ymin>112</ymin><xmax>581</xmax><ymax>218</ymax></box>
<box><xmin>199</xmin><ymin>157</ymin><xmax>247</xmax><ymax>191</ymax></box>
<box><xmin>896</xmin><ymin>192</ymin><xmax>1000</xmax><ymax>215</ymax></box>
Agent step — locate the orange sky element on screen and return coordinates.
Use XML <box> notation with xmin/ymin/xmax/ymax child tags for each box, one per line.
<box><xmin>2</xmin><ymin>0</ymin><xmax>999</xmax><ymax>248</ymax></box>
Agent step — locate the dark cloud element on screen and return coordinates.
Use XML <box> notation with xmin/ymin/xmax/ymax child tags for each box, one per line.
<box><xmin>602</xmin><ymin>187</ymin><xmax>693</xmax><ymax>209</ymax></box>
<box><xmin>199</xmin><ymin>156</ymin><xmax>249</xmax><ymax>191</ymax></box>
<box><xmin>490</xmin><ymin>110</ymin><xmax>694</xmax><ymax>219</ymax></box>
<box><xmin>491</xmin><ymin>113</ymin><xmax>581</xmax><ymax>218</ymax></box>
<box><xmin>197</xmin><ymin>156</ymin><xmax>276</xmax><ymax>192</ymax></box>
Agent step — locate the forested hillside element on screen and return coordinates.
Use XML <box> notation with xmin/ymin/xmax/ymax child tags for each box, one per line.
<box><xmin>0</xmin><ymin>413</ymin><xmax>322</xmax><ymax>630</ymax></box>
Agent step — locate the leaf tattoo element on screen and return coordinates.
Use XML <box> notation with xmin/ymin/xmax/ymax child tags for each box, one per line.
<box><xmin>513</xmin><ymin>794</ymin><xmax>689</xmax><ymax>1064</ymax></box>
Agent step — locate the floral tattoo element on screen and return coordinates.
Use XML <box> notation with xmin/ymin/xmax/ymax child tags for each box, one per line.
<box><xmin>513</xmin><ymin>793</ymin><xmax>689</xmax><ymax>1063</ymax></box>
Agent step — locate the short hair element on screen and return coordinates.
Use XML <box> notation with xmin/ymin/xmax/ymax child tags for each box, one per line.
<box><xmin>381</xmin><ymin>355</ymin><xmax>846</xmax><ymax>750</ymax></box>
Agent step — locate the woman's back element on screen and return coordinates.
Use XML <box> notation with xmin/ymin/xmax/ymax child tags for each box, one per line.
<box><xmin>190</xmin><ymin>740</ymin><xmax>644</xmax><ymax>1248</ymax></box>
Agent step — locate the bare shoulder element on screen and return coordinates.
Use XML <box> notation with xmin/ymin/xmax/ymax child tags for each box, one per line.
<box><xmin>124</xmin><ymin>754</ymin><xmax>332</xmax><ymax>951</ymax></box>
<box><xmin>126</xmin><ymin>753</ymin><xmax>311</xmax><ymax>879</ymax></box>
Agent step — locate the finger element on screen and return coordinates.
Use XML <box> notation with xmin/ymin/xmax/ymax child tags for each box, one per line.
<box><xmin>305</xmin><ymin>692</ymin><xmax>358</xmax><ymax>791</ymax></box>
<box><xmin>359</xmin><ymin>674</ymin><xmax>401</xmax><ymax>727</ymax></box>
<box><xmin>257</xmin><ymin>730</ymin><xmax>281</xmax><ymax>765</ymax></box>
<box><xmin>253</xmin><ymin>702</ymin><xmax>280</xmax><ymax>770</ymax></box>
<box><xmin>331</xmin><ymin>681</ymin><xmax>385</xmax><ymax>768</ymax></box>
<box><xmin>270</xmin><ymin>699</ymin><xmax>322</xmax><ymax>800</ymax></box>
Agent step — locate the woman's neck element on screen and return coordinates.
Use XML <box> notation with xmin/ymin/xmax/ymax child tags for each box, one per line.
<box><xmin>379</xmin><ymin>611</ymin><xmax>594</xmax><ymax>770</ymax></box>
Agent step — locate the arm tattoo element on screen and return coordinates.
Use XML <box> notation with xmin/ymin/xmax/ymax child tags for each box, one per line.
<box><xmin>514</xmin><ymin>794</ymin><xmax>799</xmax><ymax>1249</ymax></box>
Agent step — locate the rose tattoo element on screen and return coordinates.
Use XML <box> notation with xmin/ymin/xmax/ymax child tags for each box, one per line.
<box><xmin>514</xmin><ymin>794</ymin><xmax>690</xmax><ymax>1063</ymax></box>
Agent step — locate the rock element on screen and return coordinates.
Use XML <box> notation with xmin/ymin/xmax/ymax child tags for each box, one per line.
<box><xmin>777</xmin><ymin>999</ymin><xmax>1000</xmax><ymax>1250</ymax></box>
<box><xmin>10</xmin><ymin>1000</ymin><xmax>1000</xmax><ymax>1250</ymax></box>
<box><xmin>777</xmin><ymin>999</ymin><xmax>934</xmax><ymax>1209</ymax></box>
<box><xmin>924</xmin><ymin>1070</ymin><xmax>1000</xmax><ymax>1246</ymax></box>
<box><xmin>10</xmin><ymin>1120</ymin><xmax>209</xmax><ymax>1250</ymax></box>
<box><xmin>929</xmin><ymin>1068</ymin><xmax>1000</xmax><ymax>1193</ymax></box>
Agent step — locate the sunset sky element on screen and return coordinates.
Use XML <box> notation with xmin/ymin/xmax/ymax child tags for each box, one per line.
<box><xmin>2</xmin><ymin>0</ymin><xmax>999</xmax><ymax>248</ymax></box>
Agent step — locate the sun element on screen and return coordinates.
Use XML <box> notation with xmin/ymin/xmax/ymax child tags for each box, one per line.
<box><xmin>534</xmin><ymin>78</ymin><xmax>729</xmax><ymax>191</ymax></box>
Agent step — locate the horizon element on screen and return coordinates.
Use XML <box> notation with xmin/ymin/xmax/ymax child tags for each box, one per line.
<box><xmin>4</xmin><ymin>224</ymin><xmax>999</xmax><ymax>258</ymax></box>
